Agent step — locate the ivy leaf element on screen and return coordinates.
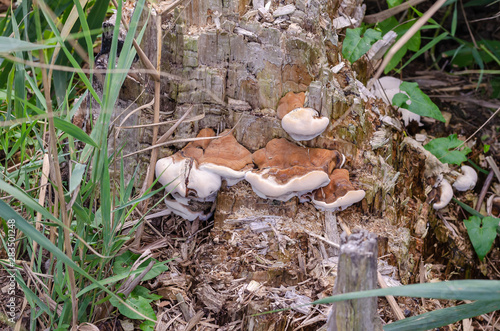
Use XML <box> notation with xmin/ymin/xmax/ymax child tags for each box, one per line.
<box><xmin>342</xmin><ymin>28</ymin><xmax>382</xmax><ymax>63</ymax></box>
<box><xmin>423</xmin><ymin>134</ymin><xmax>472</xmax><ymax>165</ymax></box>
<box><xmin>392</xmin><ymin>82</ymin><xmax>446</xmax><ymax>122</ymax></box>
<box><xmin>464</xmin><ymin>216</ymin><xmax>499</xmax><ymax>261</ymax></box>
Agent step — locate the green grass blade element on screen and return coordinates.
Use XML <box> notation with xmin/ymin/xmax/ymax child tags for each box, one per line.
<box><xmin>37</xmin><ymin>1</ymin><xmax>101</xmax><ymax>105</ymax></box>
<box><xmin>0</xmin><ymin>200</ymin><xmax>156</xmax><ymax>323</ymax></box>
<box><xmin>396</xmin><ymin>32</ymin><xmax>449</xmax><ymax>74</ymax></box>
<box><xmin>384</xmin><ymin>300</ymin><xmax>500</xmax><ymax>331</ymax></box>
<box><xmin>312</xmin><ymin>280</ymin><xmax>500</xmax><ymax>305</ymax></box>
<box><xmin>76</xmin><ymin>261</ymin><xmax>169</xmax><ymax>298</ymax></box>
<box><xmin>14</xmin><ymin>96</ymin><xmax>98</xmax><ymax>147</ymax></box>
<box><xmin>0</xmin><ymin>36</ymin><xmax>54</xmax><ymax>52</ymax></box>
<box><xmin>452</xmin><ymin>197</ymin><xmax>483</xmax><ymax>218</ymax></box>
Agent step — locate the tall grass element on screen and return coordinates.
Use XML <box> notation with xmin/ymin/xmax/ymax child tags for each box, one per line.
<box><xmin>0</xmin><ymin>1</ymin><xmax>164</xmax><ymax>329</ymax></box>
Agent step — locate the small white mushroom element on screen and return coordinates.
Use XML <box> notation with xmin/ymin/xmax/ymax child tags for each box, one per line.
<box><xmin>433</xmin><ymin>179</ymin><xmax>453</xmax><ymax>210</ymax></box>
<box><xmin>452</xmin><ymin>165</ymin><xmax>478</xmax><ymax>191</ymax></box>
<box><xmin>163</xmin><ymin>196</ymin><xmax>211</xmax><ymax>221</ymax></box>
<box><xmin>281</xmin><ymin>107</ymin><xmax>329</xmax><ymax>141</ymax></box>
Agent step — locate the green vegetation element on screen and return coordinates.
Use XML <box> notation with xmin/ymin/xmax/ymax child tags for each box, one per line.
<box><xmin>340</xmin><ymin>0</ymin><xmax>500</xmax><ymax>329</ymax></box>
<box><xmin>0</xmin><ymin>0</ymin><xmax>166</xmax><ymax>329</ymax></box>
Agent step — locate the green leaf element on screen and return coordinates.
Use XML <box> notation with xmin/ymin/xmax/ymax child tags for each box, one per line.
<box><xmin>0</xmin><ymin>36</ymin><xmax>54</xmax><ymax>53</ymax></box>
<box><xmin>423</xmin><ymin>134</ymin><xmax>472</xmax><ymax>165</ymax></box>
<box><xmin>387</xmin><ymin>0</ymin><xmax>404</xmax><ymax>8</ymax></box>
<box><xmin>464</xmin><ymin>216</ymin><xmax>499</xmax><ymax>260</ymax></box>
<box><xmin>384</xmin><ymin>300</ymin><xmax>500</xmax><ymax>331</ymax></box>
<box><xmin>396</xmin><ymin>32</ymin><xmax>449</xmax><ymax>74</ymax></box>
<box><xmin>113</xmin><ymin>251</ymin><xmax>168</xmax><ymax>281</ymax></box>
<box><xmin>69</xmin><ymin>163</ymin><xmax>86</xmax><ymax>193</ymax></box>
<box><xmin>131</xmin><ymin>286</ymin><xmax>162</xmax><ymax>302</ymax></box>
<box><xmin>342</xmin><ymin>28</ymin><xmax>382</xmax><ymax>63</ymax></box>
<box><xmin>392</xmin><ymin>81</ymin><xmax>445</xmax><ymax>122</ymax></box>
<box><xmin>110</xmin><ymin>295</ymin><xmax>157</xmax><ymax>321</ymax></box>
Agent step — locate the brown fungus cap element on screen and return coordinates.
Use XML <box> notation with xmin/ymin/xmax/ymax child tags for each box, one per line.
<box><xmin>311</xmin><ymin>169</ymin><xmax>366</xmax><ymax>211</ymax></box>
<box><xmin>198</xmin><ymin>130</ymin><xmax>253</xmax><ymax>171</ymax></box>
<box><xmin>277</xmin><ymin>91</ymin><xmax>306</xmax><ymax>119</ymax></box>
<box><xmin>180</xmin><ymin>128</ymin><xmax>216</xmax><ymax>160</ymax></box>
<box><xmin>245</xmin><ymin>138</ymin><xmax>343</xmax><ymax>201</ymax></box>
<box><xmin>252</xmin><ymin>138</ymin><xmax>343</xmax><ymax>181</ymax></box>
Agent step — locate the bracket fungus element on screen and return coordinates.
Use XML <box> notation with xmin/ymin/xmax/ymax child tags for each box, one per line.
<box><xmin>452</xmin><ymin>165</ymin><xmax>478</xmax><ymax>191</ymax></box>
<box><xmin>277</xmin><ymin>91</ymin><xmax>329</xmax><ymax>141</ymax></box>
<box><xmin>156</xmin><ymin>128</ymin><xmax>253</xmax><ymax>220</ymax></box>
<box><xmin>157</xmin><ymin>130</ymin><xmax>364</xmax><ymax>220</ymax></box>
<box><xmin>308</xmin><ymin>169</ymin><xmax>366</xmax><ymax>211</ymax></box>
<box><xmin>281</xmin><ymin>108</ymin><xmax>330</xmax><ymax>141</ymax></box>
<box><xmin>245</xmin><ymin>138</ymin><xmax>344</xmax><ymax>201</ymax></box>
<box><xmin>277</xmin><ymin>91</ymin><xmax>306</xmax><ymax>119</ymax></box>
<box><xmin>197</xmin><ymin>129</ymin><xmax>254</xmax><ymax>186</ymax></box>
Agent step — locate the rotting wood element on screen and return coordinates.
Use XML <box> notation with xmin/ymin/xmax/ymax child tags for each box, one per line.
<box><xmin>326</xmin><ymin>230</ymin><xmax>382</xmax><ymax>331</ymax></box>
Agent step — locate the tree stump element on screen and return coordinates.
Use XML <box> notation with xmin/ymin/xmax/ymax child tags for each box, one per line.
<box><xmin>326</xmin><ymin>230</ymin><xmax>382</xmax><ymax>331</ymax></box>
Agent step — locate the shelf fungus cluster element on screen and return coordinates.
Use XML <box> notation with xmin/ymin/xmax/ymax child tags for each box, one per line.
<box><xmin>429</xmin><ymin>165</ymin><xmax>478</xmax><ymax>210</ymax></box>
<box><xmin>156</xmin><ymin>131</ymin><xmax>365</xmax><ymax>221</ymax></box>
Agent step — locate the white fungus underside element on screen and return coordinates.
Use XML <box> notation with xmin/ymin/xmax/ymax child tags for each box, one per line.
<box><xmin>281</xmin><ymin>108</ymin><xmax>329</xmax><ymax>141</ymax></box>
<box><xmin>199</xmin><ymin>163</ymin><xmax>248</xmax><ymax>187</ymax></box>
<box><xmin>245</xmin><ymin>169</ymin><xmax>330</xmax><ymax>201</ymax></box>
<box><xmin>312</xmin><ymin>190</ymin><xmax>366</xmax><ymax>211</ymax></box>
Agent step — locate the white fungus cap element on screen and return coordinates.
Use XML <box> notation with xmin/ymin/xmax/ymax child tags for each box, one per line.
<box><xmin>245</xmin><ymin>169</ymin><xmax>330</xmax><ymax>201</ymax></box>
<box><xmin>370</xmin><ymin>76</ymin><xmax>422</xmax><ymax>127</ymax></box>
<box><xmin>155</xmin><ymin>156</ymin><xmax>221</xmax><ymax>202</ymax></box>
<box><xmin>311</xmin><ymin>189</ymin><xmax>366</xmax><ymax>212</ymax></box>
<box><xmin>281</xmin><ymin>108</ymin><xmax>329</xmax><ymax>141</ymax></box>
<box><xmin>198</xmin><ymin>163</ymin><xmax>248</xmax><ymax>187</ymax></box>
<box><xmin>164</xmin><ymin>197</ymin><xmax>211</xmax><ymax>221</ymax></box>
<box><xmin>452</xmin><ymin>165</ymin><xmax>478</xmax><ymax>191</ymax></box>
<box><xmin>433</xmin><ymin>179</ymin><xmax>453</xmax><ymax>210</ymax></box>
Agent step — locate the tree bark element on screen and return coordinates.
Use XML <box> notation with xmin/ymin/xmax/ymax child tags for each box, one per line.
<box><xmin>108</xmin><ymin>0</ymin><xmax>461</xmax><ymax>328</ymax></box>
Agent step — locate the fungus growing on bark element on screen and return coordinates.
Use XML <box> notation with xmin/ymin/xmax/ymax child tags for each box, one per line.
<box><xmin>277</xmin><ymin>91</ymin><xmax>306</xmax><ymax>119</ymax></box>
<box><xmin>156</xmin><ymin>128</ymin><xmax>253</xmax><ymax>220</ymax></box>
<box><xmin>198</xmin><ymin>129</ymin><xmax>253</xmax><ymax>186</ymax></box>
<box><xmin>370</xmin><ymin>76</ymin><xmax>422</xmax><ymax>127</ymax></box>
<box><xmin>431</xmin><ymin>178</ymin><xmax>453</xmax><ymax>210</ymax></box>
<box><xmin>309</xmin><ymin>169</ymin><xmax>366</xmax><ymax>211</ymax></box>
<box><xmin>245</xmin><ymin>138</ymin><xmax>342</xmax><ymax>201</ymax></box>
<box><xmin>155</xmin><ymin>154</ymin><xmax>221</xmax><ymax>202</ymax></box>
<box><xmin>452</xmin><ymin>165</ymin><xmax>478</xmax><ymax>191</ymax></box>
<box><xmin>276</xmin><ymin>92</ymin><xmax>329</xmax><ymax>141</ymax></box>
<box><xmin>281</xmin><ymin>108</ymin><xmax>330</xmax><ymax>141</ymax></box>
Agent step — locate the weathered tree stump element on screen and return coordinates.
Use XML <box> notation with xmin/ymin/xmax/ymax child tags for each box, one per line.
<box><xmin>326</xmin><ymin>230</ymin><xmax>382</xmax><ymax>331</ymax></box>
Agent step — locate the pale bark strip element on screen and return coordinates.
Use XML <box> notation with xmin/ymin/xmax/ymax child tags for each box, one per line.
<box><xmin>326</xmin><ymin>230</ymin><xmax>382</xmax><ymax>331</ymax></box>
